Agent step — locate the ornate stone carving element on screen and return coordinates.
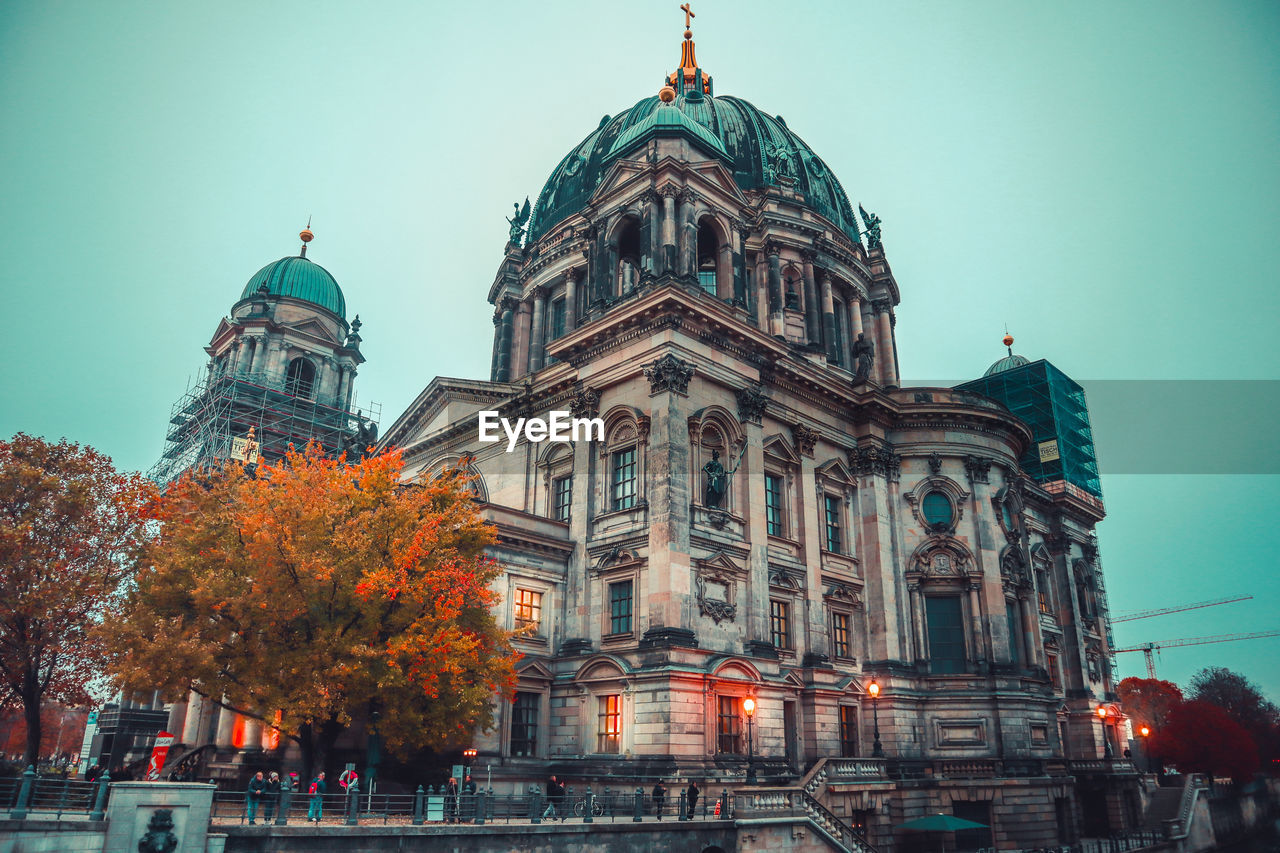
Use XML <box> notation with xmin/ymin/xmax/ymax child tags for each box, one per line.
<box><xmin>792</xmin><ymin>423</ymin><xmax>818</xmax><ymax>458</ymax></box>
<box><xmin>678</xmin><ymin>187</ymin><xmax>698</xmax><ymax>205</ymax></box>
<box><xmin>964</xmin><ymin>455</ymin><xmax>992</xmax><ymax>484</ymax></box>
<box><xmin>851</xmin><ymin>441</ymin><xmax>901</xmax><ymax>480</ymax></box>
<box><xmin>569</xmin><ymin>387</ymin><xmax>601</xmax><ymax>420</ymax></box>
<box><xmin>736</xmin><ymin>386</ymin><xmax>768</xmax><ymax>425</ymax></box>
<box><xmin>764</xmin><ymin>240</ymin><xmax>782</xmax><ymax>257</ymax></box>
<box><xmin>643</xmin><ymin>354</ymin><xmax>694</xmax><ymax>395</ymax></box>
<box><xmin>137</xmin><ymin>809</ymin><xmax>178</xmax><ymax>853</ymax></box>
<box><xmin>658</xmin><ymin>184</ymin><xmax>679</xmax><ymax>199</ymax></box>
<box><xmin>928</xmin><ymin>452</ymin><xmax>943</xmax><ymax>475</ymax></box>
<box><xmin>695</xmin><ymin>572</ymin><xmax>737</xmax><ymax>624</ymax></box>
<box><xmin>872</xmin><ymin>298</ymin><xmax>893</xmax><ymax>314</ymax></box>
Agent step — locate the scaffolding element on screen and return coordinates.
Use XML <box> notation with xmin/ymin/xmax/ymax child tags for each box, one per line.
<box><xmin>151</xmin><ymin>368</ymin><xmax>381</xmax><ymax>485</ymax></box>
<box><xmin>956</xmin><ymin>359</ymin><xmax>1102</xmax><ymax>498</ymax></box>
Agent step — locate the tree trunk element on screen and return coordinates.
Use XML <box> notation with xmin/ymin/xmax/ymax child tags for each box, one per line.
<box><xmin>22</xmin><ymin>671</ymin><xmax>42</xmax><ymax>768</ymax></box>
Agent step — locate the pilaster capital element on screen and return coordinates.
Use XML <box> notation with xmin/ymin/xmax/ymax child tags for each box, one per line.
<box><xmin>498</xmin><ymin>295</ymin><xmax>521</xmax><ymax>313</ymax></box>
<box><xmin>764</xmin><ymin>240</ymin><xmax>783</xmax><ymax>257</ymax></box>
<box><xmin>658</xmin><ymin>184</ymin><xmax>679</xmax><ymax>200</ymax></box>
<box><xmin>735</xmin><ymin>386</ymin><xmax>768</xmax><ymax>426</ymax></box>
<box><xmin>872</xmin><ymin>298</ymin><xmax>893</xmax><ymax>314</ymax></box>
<box><xmin>642</xmin><ymin>354</ymin><xmax>694</xmax><ymax>395</ymax></box>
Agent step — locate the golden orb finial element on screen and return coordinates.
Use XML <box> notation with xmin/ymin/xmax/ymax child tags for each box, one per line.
<box><xmin>659</xmin><ymin>85</ymin><xmax>676</xmax><ymax>103</ymax></box>
<box><xmin>1002</xmin><ymin>333</ymin><xmax>1014</xmax><ymax>348</ymax></box>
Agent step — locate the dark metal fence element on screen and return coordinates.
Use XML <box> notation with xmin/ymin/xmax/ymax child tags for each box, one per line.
<box><xmin>1</xmin><ymin>767</ymin><xmax>104</xmax><ymax>820</ymax></box>
<box><xmin>209</xmin><ymin>783</ymin><xmax>735</xmax><ymax>826</ymax></box>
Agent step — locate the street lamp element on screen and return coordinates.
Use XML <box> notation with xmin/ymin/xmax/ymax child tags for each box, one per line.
<box><xmin>742</xmin><ymin>697</ymin><xmax>757</xmax><ymax>784</ymax></box>
<box><xmin>462</xmin><ymin>748</ymin><xmax>477</xmax><ymax>776</ymax></box>
<box><xmin>1096</xmin><ymin>705</ymin><xmax>1112</xmax><ymax>758</ymax></box>
<box><xmin>868</xmin><ymin>681</ymin><xmax>884</xmax><ymax>758</ymax></box>
<box><xmin>1138</xmin><ymin>725</ymin><xmax>1152</xmax><ymax>774</ymax></box>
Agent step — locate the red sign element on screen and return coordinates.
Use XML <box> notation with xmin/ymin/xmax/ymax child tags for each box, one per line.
<box><xmin>145</xmin><ymin>732</ymin><xmax>175</xmax><ymax>781</ymax></box>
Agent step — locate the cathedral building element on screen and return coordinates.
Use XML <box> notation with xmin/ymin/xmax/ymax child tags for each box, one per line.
<box><xmin>379</xmin><ymin>17</ymin><xmax>1138</xmax><ymax>850</ymax></box>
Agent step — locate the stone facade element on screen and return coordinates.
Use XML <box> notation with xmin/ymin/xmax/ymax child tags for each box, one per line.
<box><xmin>377</xmin><ymin>29</ymin><xmax>1138</xmax><ymax>850</ymax></box>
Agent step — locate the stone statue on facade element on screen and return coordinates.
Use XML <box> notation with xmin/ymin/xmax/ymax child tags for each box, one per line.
<box><xmin>702</xmin><ymin>446</ymin><xmax>743</xmax><ymax>508</ymax></box>
<box><xmin>858</xmin><ymin>204</ymin><xmax>882</xmax><ymax>250</ymax></box>
<box><xmin>506</xmin><ymin>197</ymin><xmax>531</xmax><ymax>244</ymax></box>
<box><xmin>852</xmin><ymin>332</ymin><xmax>875</xmax><ymax>381</ymax></box>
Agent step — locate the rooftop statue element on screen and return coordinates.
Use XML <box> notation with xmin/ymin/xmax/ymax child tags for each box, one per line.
<box><xmin>506</xmin><ymin>197</ymin><xmax>531</xmax><ymax>244</ymax></box>
<box><xmin>853</xmin><ymin>332</ymin><xmax>875</xmax><ymax>381</ymax></box>
<box><xmin>858</xmin><ymin>204</ymin><xmax>882</xmax><ymax>250</ymax></box>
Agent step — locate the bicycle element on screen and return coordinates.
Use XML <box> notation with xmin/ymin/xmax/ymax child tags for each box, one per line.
<box><xmin>572</xmin><ymin>796</ymin><xmax>605</xmax><ymax>818</ymax></box>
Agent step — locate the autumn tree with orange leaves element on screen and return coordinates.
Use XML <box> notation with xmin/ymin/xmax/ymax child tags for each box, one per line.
<box><xmin>0</xmin><ymin>434</ymin><xmax>156</xmax><ymax>768</ymax></box>
<box><xmin>102</xmin><ymin>444</ymin><xmax>517</xmax><ymax>779</ymax></box>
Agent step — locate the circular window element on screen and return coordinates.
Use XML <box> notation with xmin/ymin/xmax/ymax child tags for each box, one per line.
<box><xmin>921</xmin><ymin>492</ymin><xmax>954</xmax><ymax>528</ymax></box>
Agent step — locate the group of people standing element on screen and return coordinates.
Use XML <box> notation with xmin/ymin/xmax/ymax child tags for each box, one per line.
<box><xmin>244</xmin><ymin>768</ymin><xmax>350</xmax><ymax>824</ymax></box>
<box><xmin>539</xmin><ymin>775</ymin><xmax>702</xmax><ymax>820</ymax></box>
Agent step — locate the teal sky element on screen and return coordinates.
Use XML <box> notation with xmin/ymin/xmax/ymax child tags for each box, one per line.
<box><xmin>3</xmin><ymin>2</ymin><xmax>1277</xmax><ymax>701</ymax></box>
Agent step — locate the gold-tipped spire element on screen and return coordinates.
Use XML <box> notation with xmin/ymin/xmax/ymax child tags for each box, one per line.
<box><xmin>299</xmin><ymin>217</ymin><xmax>314</xmax><ymax>258</ymax></box>
<box><xmin>664</xmin><ymin>3</ymin><xmax>712</xmax><ymax>98</ymax></box>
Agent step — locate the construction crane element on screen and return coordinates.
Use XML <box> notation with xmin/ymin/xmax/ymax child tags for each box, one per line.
<box><xmin>1113</xmin><ymin>631</ymin><xmax>1280</xmax><ymax>678</ymax></box>
<box><xmin>1110</xmin><ymin>594</ymin><xmax>1252</xmax><ymax>624</ymax></box>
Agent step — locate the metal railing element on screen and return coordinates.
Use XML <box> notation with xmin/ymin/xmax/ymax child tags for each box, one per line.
<box><xmin>208</xmin><ymin>783</ymin><xmax>735</xmax><ymax>826</ymax></box>
<box><xmin>2</xmin><ymin>767</ymin><xmax>106</xmax><ymax>820</ymax></box>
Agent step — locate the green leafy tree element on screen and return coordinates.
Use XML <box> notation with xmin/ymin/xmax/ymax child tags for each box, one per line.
<box><xmin>0</xmin><ymin>434</ymin><xmax>156</xmax><ymax>767</ymax></box>
<box><xmin>102</xmin><ymin>444</ymin><xmax>518</xmax><ymax>780</ymax></box>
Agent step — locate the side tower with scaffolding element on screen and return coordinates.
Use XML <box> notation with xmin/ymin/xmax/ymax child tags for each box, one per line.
<box><xmin>151</xmin><ymin>226</ymin><xmax>378</xmax><ymax>485</ymax></box>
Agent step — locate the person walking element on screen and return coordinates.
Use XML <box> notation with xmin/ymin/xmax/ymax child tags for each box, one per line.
<box><xmin>246</xmin><ymin>771</ymin><xmax>266</xmax><ymax>824</ymax></box>
<box><xmin>652</xmin><ymin>780</ymin><xmax>667</xmax><ymax>817</ymax></box>
<box><xmin>444</xmin><ymin>776</ymin><xmax>458</xmax><ymax>823</ymax></box>
<box><xmin>262</xmin><ymin>771</ymin><xmax>281</xmax><ymax>823</ymax></box>
<box><xmin>307</xmin><ymin>771</ymin><xmax>326</xmax><ymax>822</ymax></box>
<box><xmin>686</xmin><ymin>780</ymin><xmax>699</xmax><ymax>818</ymax></box>
<box><xmin>542</xmin><ymin>775</ymin><xmax>563</xmax><ymax>822</ymax></box>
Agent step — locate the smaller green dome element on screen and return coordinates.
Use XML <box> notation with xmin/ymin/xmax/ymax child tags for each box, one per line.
<box><xmin>609</xmin><ymin>104</ymin><xmax>728</xmax><ymax>162</ymax></box>
<box><xmin>984</xmin><ymin>353</ymin><xmax>1031</xmax><ymax>376</ymax></box>
<box><xmin>240</xmin><ymin>256</ymin><xmax>346</xmax><ymax>319</ymax></box>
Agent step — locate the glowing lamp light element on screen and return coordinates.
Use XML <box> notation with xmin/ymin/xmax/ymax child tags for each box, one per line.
<box><xmin>868</xmin><ymin>681</ymin><xmax>880</xmax><ymax>698</ymax></box>
<box><xmin>1140</xmin><ymin>726</ymin><xmax>1151</xmax><ymax>738</ymax></box>
<box><xmin>742</xmin><ymin>697</ymin><xmax>755</xmax><ymax>717</ymax></box>
<box><xmin>1097</xmin><ymin>705</ymin><xmax>1108</xmax><ymax>718</ymax></box>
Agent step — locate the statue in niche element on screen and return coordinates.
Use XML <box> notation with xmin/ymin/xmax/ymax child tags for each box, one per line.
<box><xmin>852</xmin><ymin>333</ymin><xmax>875</xmax><ymax>381</ymax></box>
<box><xmin>702</xmin><ymin>446</ymin><xmax>743</xmax><ymax>508</ymax></box>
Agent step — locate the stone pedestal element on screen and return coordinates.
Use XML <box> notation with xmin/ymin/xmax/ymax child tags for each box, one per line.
<box><xmin>102</xmin><ymin>781</ymin><xmax>214</xmax><ymax>853</ymax></box>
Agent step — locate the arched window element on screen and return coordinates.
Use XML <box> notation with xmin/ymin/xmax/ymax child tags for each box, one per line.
<box><xmin>285</xmin><ymin>357</ymin><xmax>316</xmax><ymax>400</ymax></box>
<box><xmin>696</xmin><ymin>220</ymin><xmax>719</xmax><ymax>295</ymax></box>
<box><xmin>615</xmin><ymin>218</ymin><xmax>642</xmax><ymax>296</ymax></box>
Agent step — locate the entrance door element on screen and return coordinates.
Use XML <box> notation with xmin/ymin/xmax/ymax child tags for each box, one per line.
<box><xmin>783</xmin><ymin>702</ymin><xmax>798</xmax><ymax>770</ymax></box>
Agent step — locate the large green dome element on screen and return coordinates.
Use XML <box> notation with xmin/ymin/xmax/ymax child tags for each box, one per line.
<box><xmin>526</xmin><ymin>91</ymin><xmax>862</xmax><ymax>246</ymax></box>
<box><xmin>240</xmin><ymin>255</ymin><xmax>346</xmax><ymax>319</ymax></box>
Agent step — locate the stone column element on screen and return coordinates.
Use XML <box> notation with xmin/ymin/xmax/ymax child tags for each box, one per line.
<box><xmin>909</xmin><ymin>584</ymin><xmax>926</xmax><ymax>662</ymax></box>
<box><xmin>801</xmin><ymin>252</ymin><xmax>821</xmax><ymax>346</ymax></box>
<box><xmin>754</xmin><ymin>252</ymin><xmax>769</xmax><ymax>328</ymax></box>
<box><xmin>873</xmin><ymin>300</ymin><xmax>896</xmax><ymax>386</ymax></box>
<box><xmin>661</xmin><ymin>189</ymin><xmax>677</xmax><ymax>274</ymax></box>
<box><xmin>849</xmin><ymin>294</ymin><xmax>865</xmax><ymax>363</ymax></box>
<box><xmin>1021</xmin><ymin>594</ymin><xmax>1042</xmax><ymax>668</ymax></box>
<box><xmin>732</xmin><ymin>225</ymin><xmax>748</xmax><ymax>307</ymax></box>
<box><xmin>820</xmin><ymin>273</ymin><xmax>837</xmax><ymax>363</ymax></box>
<box><xmin>490</xmin><ymin>314</ymin><xmax>502</xmax><ymax>380</ymax></box>
<box><xmin>214</xmin><ymin>706</ymin><xmax>236</xmax><ymax>747</ymax></box>
<box><xmin>229</xmin><ymin>339</ymin><xmax>246</xmax><ymax>374</ymax></box>
<box><xmin>766</xmin><ymin>244</ymin><xmax>784</xmax><ymax>336</ymax></box>
<box><xmin>166</xmin><ymin>702</ymin><xmax>188</xmax><ymax>744</ymax></box>
<box><xmin>181</xmin><ymin>693</ymin><xmax>204</xmax><ymax>745</ymax></box>
<box><xmin>742</xmin><ymin>414</ymin><xmax>769</xmax><ymax>646</ymax></box>
<box><xmin>646</xmin><ymin>190</ymin><xmax>662</xmax><ymax>275</ymax></box>
<box><xmin>266</xmin><ymin>338</ymin><xmax>287</xmax><ymax>383</ymax></box>
<box><xmin>565</xmin><ymin>269</ymin><xmax>579</xmax><ymax>330</ymax></box>
<box><xmin>678</xmin><ymin>189</ymin><xmax>697</xmax><ymax>279</ymax></box>
<box><xmin>642</xmin><ymin>358</ymin><xmax>692</xmax><ymax>633</ymax></box>
<box><xmin>797</xmin><ymin>446</ymin><xmax>825</xmax><ymax>660</ymax></box>
<box><xmin>336</xmin><ymin>365</ymin><xmax>351</xmax><ymax>410</ymax></box>
<box><xmin>344</xmin><ymin>367</ymin><xmax>357</xmax><ymax>411</ymax></box>
<box><xmin>512</xmin><ymin>300</ymin><xmax>533</xmax><ymax>377</ymax></box>
<box><xmin>529</xmin><ymin>289</ymin><xmax>547</xmax><ymax>373</ymax></box>
<box><xmin>496</xmin><ymin>297</ymin><xmax>516</xmax><ymax>382</ymax></box>
<box><xmin>967</xmin><ymin>582</ymin><xmax>985</xmax><ymax>665</ymax></box>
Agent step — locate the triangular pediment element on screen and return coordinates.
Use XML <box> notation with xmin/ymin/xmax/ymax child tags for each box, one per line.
<box><xmin>763</xmin><ymin>434</ymin><xmax>801</xmax><ymax>464</ymax></box>
<box><xmin>696</xmin><ymin>549</ymin><xmax>747</xmax><ymax>577</ymax></box>
<box><xmin>816</xmin><ymin>458</ymin><xmax>855</xmax><ymax>485</ymax></box>
<box><xmin>207</xmin><ymin>317</ymin><xmax>236</xmax><ymax>347</ymax></box>
<box><xmin>591</xmin><ymin>160</ymin><xmax>651</xmax><ymax>207</ymax></box>
<box><xmin>684</xmin><ymin>159</ymin><xmax>748</xmax><ymax>204</ymax></box>
<box><xmin>516</xmin><ymin>658</ymin><xmax>555</xmax><ymax>681</ymax></box>
<box><xmin>287</xmin><ymin>318</ymin><xmax>337</xmax><ymax>343</ymax></box>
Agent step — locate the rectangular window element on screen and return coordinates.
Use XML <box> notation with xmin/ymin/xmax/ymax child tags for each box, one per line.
<box><xmin>832</xmin><ymin>611</ymin><xmax>851</xmax><ymax>659</ymax></box>
<box><xmin>717</xmin><ymin>696</ymin><xmax>742</xmax><ymax>754</ymax></box>
<box><xmin>1037</xmin><ymin>571</ymin><xmax>1052</xmax><ymax>614</ymax></box>
<box><xmin>925</xmin><ymin>596</ymin><xmax>966</xmax><ymax>674</ymax></box>
<box><xmin>552</xmin><ymin>475</ymin><xmax>572</xmax><ymax>522</ymax></box>
<box><xmin>698</xmin><ymin>269</ymin><xmax>717</xmax><ymax>295</ymax></box>
<box><xmin>597</xmin><ymin>694</ymin><xmax>621</xmax><ymax>754</ymax></box>
<box><xmin>770</xmin><ymin>599</ymin><xmax>791</xmax><ymax>649</ymax></box>
<box><xmin>765</xmin><ymin>473</ymin><xmax>784</xmax><ymax>536</ymax></box>
<box><xmin>824</xmin><ymin>494</ymin><xmax>843</xmax><ymax>553</ymax></box>
<box><xmin>1047</xmin><ymin>652</ymin><xmax>1061</xmax><ymax>691</ymax></box>
<box><xmin>612</xmin><ymin>447</ymin><xmax>637</xmax><ymax>511</ymax></box>
<box><xmin>832</xmin><ymin>301</ymin><xmax>846</xmax><ymax>366</ymax></box>
<box><xmin>550</xmin><ymin>298</ymin><xmax>566</xmax><ymax>340</ymax></box>
<box><xmin>1007</xmin><ymin>601</ymin><xmax>1022</xmax><ymax>666</ymax></box>
<box><xmin>609</xmin><ymin>580</ymin><xmax>633</xmax><ymax>635</ymax></box>
<box><xmin>839</xmin><ymin>705</ymin><xmax>859</xmax><ymax>757</ymax></box>
<box><xmin>514</xmin><ymin>588</ymin><xmax>543</xmax><ymax>631</ymax></box>
<box><xmin>510</xmin><ymin>692</ymin><xmax>539</xmax><ymax>757</ymax></box>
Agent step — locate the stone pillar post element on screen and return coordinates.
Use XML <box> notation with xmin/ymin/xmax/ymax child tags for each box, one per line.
<box><xmin>214</xmin><ymin>706</ymin><xmax>236</xmax><ymax>747</ymax></box>
<box><xmin>490</xmin><ymin>314</ymin><xmax>502</xmax><ymax>380</ymax></box>
<box><xmin>849</xmin><ymin>294</ymin><xmax>865</xmax><ymax>346</ymax></box>
<box><xmin>646</xmin><ymin>190</ymin><xmax>662</xmax><ymax>275</ymax></box>
<box><xmin>336</xmin><ymin>365</ymin><xmax>351</xmax><ymax>411</ymax></box>
<box><xmin>229</xmin><ymin>338</ymin><xmax>246</xmax><ymax>374</ymax></box>
<box><xmin>529</xmin><ymin>289</ymin><xmax>547</xmax><ymax>373</ymax></box>
<box><xmin>181</xmin><ymin>693</ymin><xmax>203</xmax><ymax>745</ymax></box>
<box><xmin>820</xmin><ymin>273</ymin><xmax>837</xmax><ymax>363</ymax></box>
<box><xmin>243</xmin><ymin>718</ymin><xmax>263</xmax><ymax>751</ymax></box>
<box><xmin>678</xmin><ymin>189</ymin><xmax>697</xmax><ymax>279</ymax></box>
<box><xmin>266</xmin><ymin>338</ymin><xmax>286</xmax><ymax>383</ymax></box>
<box><xmin>801</xmin><ymin>252</ymin><xmax>821</xmax><ymax>346</ymax></box>
<box><xmin>968</xmin><ymin>582</ymin><xmax>985</xmax><ymax>665</ymax></box>
<box><xmin>850</xmin><ymin>442</ymin><xmax>904</xmax><ymax>664</ymax></box>
<box><xmin>343</xmin><ymin>367</ymin><xmax>357</xmax><ymax>411</ymax></box>
<box><xmin>166</xmin><ymin>702</ymin><xmax>189</xmax><ymax>744</ymax></box>
<box><xmin>565</xmin><ymin>269</ymin><xmax>579</xmax><ymax>330</ymax></box>
<box><xmin>513</xmin><ymin>301</ymin><xmax>533</xmax><ymax>377</ymax></box>
<box><xmin>661</xmin><ymin>189</ymin><xmax>677</xmax><ymax>274</ymax></box>
<box><xmin>496</xmin><ymin>297</ymin><xmax>516</xmax><ymax>382</ymax></box>
<box><xmin>909</xmin><ymin>584</ymin><xmax>926</xmax><ymax>662</ymax></box>
<box><xmin>766</xmin><ymin>244</ymin><xmax>784</xmax><ymax>336</ymax></box>
<box><xmin>732</xmin><ymin>225</ymin><xmax>748</xmax><ymax>307</ymax></box>
<box><xmin>873</xmin><ymin>300</ymin><xmax>896</xmax><ymax>386</ymax></box>
<box><xmin>1021</xmin><ymin>594</ymin><xmax>1042</xmax><ymax>668</ymax></box>
<box><xmin>754</xmin><ymin>252</ymin><xmax>769</xmax><ymax>328</ymax></box>
<box><xmin>796</xmin><ymin>443</ymin><xmax>825</xmax><ymax>659</ymax></box>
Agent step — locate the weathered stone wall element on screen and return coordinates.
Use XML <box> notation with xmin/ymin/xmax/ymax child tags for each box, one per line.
<box><xmin>0</xmin><ymin>819</ymin><xmax>106</xmax><ymax>853</ymax></box>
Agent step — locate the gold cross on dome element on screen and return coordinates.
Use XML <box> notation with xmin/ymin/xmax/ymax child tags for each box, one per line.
<box><xmin>681</xmin><ymin>3</ymin><xmax>695</xmax><ymax>30</ymax></box>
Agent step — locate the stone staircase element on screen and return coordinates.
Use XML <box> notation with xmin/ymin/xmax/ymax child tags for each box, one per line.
<box><xmin>802</xmin><ymin>789</ymin><xmax>879</xmax><ymax>853</ymax></box>
<box><xmin>1141</xmin><ymin>786</ymin><xmax>1183</xmax><ymax>831</ymax></box>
